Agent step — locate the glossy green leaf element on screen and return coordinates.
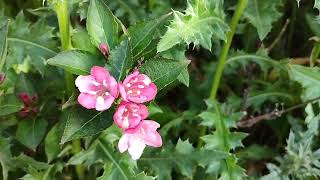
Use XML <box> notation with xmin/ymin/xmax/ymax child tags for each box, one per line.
<box><xmin>0</xmin><ymin>94</ymin><xmax>23</xmax><ymax>116</ymax></box>
<box><xmin>140</xmin><ymin>58</ymin><xmax>190</xmax><ymax>90</ymax></box>
<box><xmin>157</xmin><ymin>0</ymin><xmax>228</xmax><ymax>52</ymax></box>
<box><xmin>87</xmin><ymin>0</ymin><xmax>119</xmax><ymax>49</ymax></box>
<box><xmin>288</xmin><ymin>64</ymin><xmax>320</xmax><ymax>100</ymax></box>
<box><xmin>72</xmin><ymin>28</ymin><xmax>97</xmax><ymax>54</ymax></box>
<box><xmin>243</xmin><ymin>0</ymin><xmax>282</xmax><ymax>40</ymax></box>
<box><xmin>47</xmin><ymin>50</ymin><xmax>104</xmax><ymax>75</ymax></box>
<box><xmin>128</xmin><ymin>13</ymin><xmax>171</xmax><ymax>60</ymax></box>
<box><xmin>109</xmin><ymin>39</ymin><xmax>133</xmax><ymax>81</ymax></box>
<box><xmin>45</xmin><ymin>123</ymin><xmax>63</xmax><ymax>162</ymax></box>
<box><xmin>16</xmin><ymin>118</ymin><xmax>48</xmax><ymax>151</ymax></box>
<box><xmin>60</xmin><ymin>107</ymin><xmax>113</xmax><ymax>144</ymax></box>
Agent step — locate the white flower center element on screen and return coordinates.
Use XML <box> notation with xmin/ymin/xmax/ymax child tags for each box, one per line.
<box><xmin>97</xmin><ymin>96</ymin><xmax>104</xmax><ymax>105</ymax></box>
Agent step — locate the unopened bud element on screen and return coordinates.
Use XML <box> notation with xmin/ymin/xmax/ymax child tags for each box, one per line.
<box><xmin>99</xmin><ymin>43</ymin><xmax>110</xmax><ymax>58</ymax></box>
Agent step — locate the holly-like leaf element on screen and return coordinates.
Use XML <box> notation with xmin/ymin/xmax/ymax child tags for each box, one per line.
<box><xmin>108</xmin><ymin>38</ymin><xmax>133</xmax><ymax>81</ymax></box>
<box><xmin>60</xmin><ymin>107</ymin><xmax>113</xmax><ymax>144</ymax></box>
<box><xmin>87</xmin><ymin>0</ymin><xmax>119</xmax><ymax>49</ymax></box>
<box><xmin>288</xmin><ymin>64</ymin><xmax>320</xmax><ymax>100</ymax></box>
<box><xmin>47</xmin><ymin>50</ymin><xmax>104</xmax><ymax>75</ymax></box>
<box><xmin>6</xmin><ymin>12</ymin><xmax>58</xmax><ymax>75</ymax></box>
<box><xmin>128</xmin><ymin>13</ymin><xmax>171</xmax><ymax>60</ymax></box>
<box><xmin>243</xmin><ymin>0</ymin><xmax>282</xmax><ymax>40</ymax></box>
<box><xmin>140</xmin><ymin>58</ymin><xmax>190</xmax><ymax>90</ymax></box>
<box><xmin>157</xmin><ymin>0</ymin><xmax>229</xmax><ymax>52</ymax></box>
<box><xmin>16</xmin><ymin>118</ymin><xmax>48</xmax><ymax>151</ymax></box>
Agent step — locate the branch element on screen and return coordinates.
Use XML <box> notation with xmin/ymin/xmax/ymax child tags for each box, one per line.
<box><xmin>267</xmin><ymin>19</ymin><xmax>290</xmax><ymax>53</ymax></box>
<box><xmin>237</xmin><ymin>96</ymin><xmax>320</xmax><ymax>128</ymax></box>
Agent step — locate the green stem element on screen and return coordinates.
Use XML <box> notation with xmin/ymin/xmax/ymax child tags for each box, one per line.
<box><xmin>310</xmin><ymin>42</ymin><xmax>320</xmax><ymax>67</ymax></box>
<box><xmin>198</xmin><ymin>0</ymin><xmax>248</xmax><ymax>148</ymax></box>
<box><xmin>53</xmin><ymin>1</ymin><xmax>83</xmax><ymax>179</ymax></box>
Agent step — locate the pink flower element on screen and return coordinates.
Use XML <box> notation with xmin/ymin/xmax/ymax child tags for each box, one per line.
<box><xmin>113</xmin><ymin>102</ymin><xmax>148</xmax><ymax>129</ymax></box>
<box><xmin>118</xmin><ymin>120</ymin><xmax>162</xmax><ymax>160</ymax></box>
<box><xmin>75</xmin><ymin>66</ymin><xmax>118</xmax><ymax>111</ymax></box>
<box><xmin>119</xmin><ymin>71</ymin><xmax>157</xmax><ymax>103</ymax></box>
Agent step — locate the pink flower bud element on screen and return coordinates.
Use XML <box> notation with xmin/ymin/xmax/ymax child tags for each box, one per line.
<box><xmin>75</xmin><ymin>66</ymin><xmax>118</xmax><ymax>111</ymax></box>
<box><xmin>18</xmin><ymin>92</ymin><xmax>39</xmax><ymax>118</ymax></box>
<box><xmin>0</xmin><ymin>73</ymin><xmax>5</xmax><ymax>84</ymax></box>
<box><xmin>99</xmin><ymin>43</ymin><xmax>110</xmax><ymax>58</ymax></box>
<box><xmin>118</xmin><ymin>120</ymin><xmax>162</xmax><ymax>160</ymax></box>
<box><xmin>119</xmin><ymin>71</ymin><xmax>157</xmax><ymax>104</ymax></box>
<box><xmin>113</xmin><ymin>102</ymin><xmax>148</xmax><ymax>129</ymax></box>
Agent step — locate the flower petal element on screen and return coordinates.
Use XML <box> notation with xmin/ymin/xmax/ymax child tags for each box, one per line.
<box><xmin>78</xmin><ymin>93</ymin><xmax>96</xmax><ymax>109</ymax></box>
<box><xmin>128</xmin><ymin>136</ymin><xmax>146</xmax><ymax>160</ymax></box>
<box><xmin>91</xmin><ymin>66</ymin><xmax>110</xmax><ymax>83</ymax></box>
<box><xmin>118</xmin><ymin>134</ymin><xmax>129</xmax><ymax>153</ymax></box>
<box><xmin>119</xmin><ymin>83</ymin><xmax>128</xmax><ymax>102</ymax></box>
<box><xmin>107</xmin><ymin>76</ymin><xmax>119</xmax><ymax>97</ymax></box>
<box><xmin>95</xmin><ymin>95</ymin><xmax>115</xmax><ymax>111</ymax></box>
<box><xmin>75</xmin><ymin>75</ymin><xmax>98</xmax><ymax>94</ymax></box>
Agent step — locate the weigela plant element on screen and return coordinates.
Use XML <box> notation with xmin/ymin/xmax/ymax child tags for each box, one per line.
<box><xmin>2</xmin><ymin>0</ymin><xmax>320</xmax><ymax>179</ymax></box>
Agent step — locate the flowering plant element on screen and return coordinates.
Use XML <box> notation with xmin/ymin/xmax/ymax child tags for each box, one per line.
<box><xmin>1</xmin><ymin>0</ymin><xmax>320</xmax><ymax>179</ymax></box>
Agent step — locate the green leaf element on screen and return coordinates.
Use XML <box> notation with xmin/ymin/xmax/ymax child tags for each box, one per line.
<box><xmin>288</xmin><ymin>64</ymin><xmax>320</xmax><ymax>100</ymax></box>
<box><xmin>157</xmin><ymin>0</ymin><xmax>228</xmax><ymax>52</ymax></box>
<box><xmin>87</xmin><ymin>0</ymin><xmax>119</xmax><ymax>49</ymax></box>
<box><xmin>16</xmin><ymin>118</ymin><xmax>48</xmax><ymax>151</ymax></box>
<box><xmin>243</xmin><ymin>0</ymin><xmax>282</xmax><ymax>40</ymax></box>
<box><xmin>45</xmin><ymin>123</ymin><xmax>63</xmax><ymax>162</ymax></box>
<box><xmin>108</xmin><ymin>38</ymin><xmax>133</xmax><ymax>81</ymax></box>
<box><xmin>96</xmin><ymin>139</ymin><xmax>135</xmax><ymax>180</ymax></box>
<box><xmin>0</xmin><ymin>18</ymin><xmax>8</xmax><ymax>69</ymax></box>
<box><xmin>12</xmin><ymin>154</ymin><xmax>50</xmax><ymax>174</ymax></box>
<box><xmin>6</xmin><ymin>12</ymin><xmax>57</xmax><ymax>75</ymax></box>
<box><xmin>128</xmin><ymin>13</ymin><xmax>171</xmax><ymax>60</ymax></box>
<box><xmin>0</xmin><ymin>137</ymin><xmax>12</xmax><ymax>180</ymax></box>
<box><xmin>47</xmin><ymin>50</ymin><xmax>104</xmax><ymax>75</ymax></box>
<box><xmin>0</xmin><ymin>69</ymin><xmax>17</xmax><ymax>90</ymax></box>
<box><xmin>60</xmin><ymin>107</ymin><xmax>113</xmax><ymax>144</ymax></box>
<box><xmin>140</xmin><ymin>58</ymin><xmax>190</xmax><ymax>90</ymax></box>
<box><xmin>72</xmin><ymin>28</ymin><xmax>97</xmax><ymax>54</ymax></box>
<box><xmin>0</xmin><ymin>94</ymin><xmax>23</xmax><ymax>116</ymax></box>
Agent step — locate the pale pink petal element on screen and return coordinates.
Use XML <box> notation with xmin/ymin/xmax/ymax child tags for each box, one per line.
<box><xmin>118</xmin><ymin>134</ymin><xmax>129</xmax><ymax>153</ymax></box>
<box><xmin>75</xmin><ymin>75</ymin><xmax>98</xmax><ymax>93</ymax></box>
<box><xmin>95</xmin><ymin>96</ymin><xmax>115</xmax><ymax>111</ymax></box>
<box><xmin>119</xmin><ymin>83</ymin><xmax>128</xmax><ymax>102</ymax></box>
<box><xmin>141</xmin><ymin>120</ymin><xmax>160</xmax><ymax>131</ymax></box>
<box><xmin>128</xmin><ymin>136</ymin><xmax>146</xmax><ymax>160</ymax></box>
<box><xmin>91</xmin><ymin>66</ymin><xmax>110</xmax><ymax>83</ymax></box>
<box><xmin>78</xmin><ymin>93</ymin><xmax>96</xmax><ymax>109</ymax></box>
<box><xmin>142</xmin><ymin>130</ymin><xmax>162</xmax><ymax>147</ymax></box>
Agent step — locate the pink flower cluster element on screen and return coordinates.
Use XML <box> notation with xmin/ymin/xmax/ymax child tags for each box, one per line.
<box><xmin>75</xmin><ymin>66</ymin><xmax>162</xmax><ymax>160</ymax></box>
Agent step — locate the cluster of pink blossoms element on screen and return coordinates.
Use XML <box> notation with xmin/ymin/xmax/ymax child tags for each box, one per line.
<box><xmin>75</xmin><ymin>66</ymin><xmax>162</xmax><ymax>160</ymax></box>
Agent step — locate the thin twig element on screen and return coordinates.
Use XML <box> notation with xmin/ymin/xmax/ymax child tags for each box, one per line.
<box><xmin>289</xmin><ymin>57</ymin><xmax>320</xmax><ymax>65</ymax></box>
<box><xmin>237</xmin><ymin>96</ymin><xmax>320</xmax><ymax>128</ymax></box>
<box><xmin>267</xmin><ymin>19</ymin><xmax>290</xmax><ymax>53</ymax></box>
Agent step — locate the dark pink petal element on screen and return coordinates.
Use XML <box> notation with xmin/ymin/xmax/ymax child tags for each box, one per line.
<box><xmin>78</xmin><ymin>93</ymin><xmax>96</xmax><ymax>109</ymax></box>
<box><xmin>107</xmin><ymin>76</ymin><xmax>119</xmax><ymax>98</ymax></box>
<box><xmin>91</xmin><ymin>66</ymin><xmax>110</xmax><ymax>83</ymax></box>
<box><xmin>119</xmin><ymin>83</ymin><xmax>128</xmax><ymax>102</ymax></box>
